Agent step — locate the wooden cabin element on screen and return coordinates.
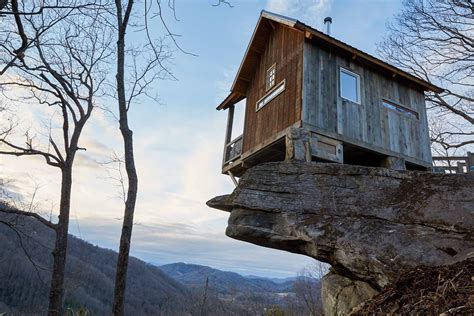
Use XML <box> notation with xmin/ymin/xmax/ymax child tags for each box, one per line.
<box><xmin>218</xmin><ymin>11</ymin><xmax>443</xmax><ymax>177</ymax></box>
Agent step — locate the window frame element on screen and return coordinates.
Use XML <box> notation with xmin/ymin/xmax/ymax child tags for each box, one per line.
<box><xmin>381</xmin><ymin>99</ymin><xmax>419</xmax><ymax>120</ymax></box>
<box><xmin>256</xmin><ymin>79</ymin><xmax>286</xmax><ymax>112</ymax></box>
<box><xmin>266</xmin><ymin>63</ymin><xmax>277</xmax><ymax>91</ymax></box>
<box><xmin>339</xmin><ymin>67</ymin><xmax>361</xmax><ymax>104</ymax></box>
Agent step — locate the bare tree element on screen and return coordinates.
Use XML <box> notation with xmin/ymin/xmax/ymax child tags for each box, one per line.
<box><xmin>1</xmin><ymin>1</ymin><xmax>231</xmax><ymax>314</ymax></box>
<box><xmin>0</xmin><ymin>1</ymin><xmax>105</xmax><ymax>76</ymax></box>
<box><xmin>379</xmin><ymin>0</ymin><xmax>473</xmax><ymax>155</ymax></box>
<box><xmin>0</xmin><ymin>2</ymin><xmax>111</xmax><ymax>314</ymax></box>
<box><xmin>293</xmin><ymin>262</ymin><xmax>327</xmax><ymax>316</ymax></box>
<box><xmin>111</xmin><ymin>1</ymin><xmax>172</xmax><ymax>314</ymax></box>
<box><xmin>110</xmin><ymin>1</ymin><xmax>229</xmax><ymax>312</ymax></box>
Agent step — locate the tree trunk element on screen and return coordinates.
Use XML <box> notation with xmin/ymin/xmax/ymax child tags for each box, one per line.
<box><xmin>47</xmin><ymin>165</ymin><xmax>73</xmax><ymax>316</ymax></box>
<box><xmin>112</xmin><ymin>126</ymin><xmax>138</xmax><ymax>316</ymax></box>
<box><xmin>112</xmin><ymin>3</ymin><xmax>139</xmax><ymax>314</ymax></box>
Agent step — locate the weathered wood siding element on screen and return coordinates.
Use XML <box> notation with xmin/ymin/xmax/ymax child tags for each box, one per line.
<box><xmin>242</xmin><ymin>24</ymin><xmax>304</xmax><ymax>153</ymax></box>
<box><xmin>302</xmin><ymin>40</ymin><xmax>432</xmax><ymax>164</ymax></box>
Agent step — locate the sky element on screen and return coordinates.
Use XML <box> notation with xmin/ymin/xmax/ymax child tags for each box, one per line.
<box><xmin>0</xmin><ymin>0</ymin><xmax>404</xmax><ymax>278</ymax></box>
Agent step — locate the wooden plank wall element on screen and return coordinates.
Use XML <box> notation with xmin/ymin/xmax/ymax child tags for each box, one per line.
<box><xmin>302</xmin><ymin>40</ymin><xmax>432</xmax><ymax>164</ymax></box>
<box><xmin>242</xmin><ymin>23</ymin><xmax>304</xmax><ymax>153</ymax></box>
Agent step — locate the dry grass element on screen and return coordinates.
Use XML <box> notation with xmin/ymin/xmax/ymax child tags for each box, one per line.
<box><xmin>352</xmin><ymin>258</ymin><xmax>474</xmax><ymax>315</ymax></box>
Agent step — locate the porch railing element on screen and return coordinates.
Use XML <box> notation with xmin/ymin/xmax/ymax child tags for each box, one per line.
<box><xmin>432</xmin><ymin>152</ymin><xmax>473</xmax><ymax>174</ymax></box>
<box><xmin>223</xmin><ymin>135</ymin><xmax>243</xmax><ymax>165</ymax></box>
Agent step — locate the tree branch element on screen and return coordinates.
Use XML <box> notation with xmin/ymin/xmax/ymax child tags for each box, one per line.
<box><xmin>0</xmin><ymin>204</ymin><xmax>57</xmax><ymax>230</ymax></box>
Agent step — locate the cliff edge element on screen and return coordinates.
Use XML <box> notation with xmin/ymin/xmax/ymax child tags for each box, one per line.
<box><xmin>207</xmin><ymin>162</ymin><xmax>474</xmax><ymax>315</ymax></box>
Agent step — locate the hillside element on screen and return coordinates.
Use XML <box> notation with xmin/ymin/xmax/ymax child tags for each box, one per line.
<box><xmin>159</xmin><ymin>262</ymin><xmax>295</xmax><ymax>295</ymax></box>
<box><xmin>0</xmin><ymin>213</ymin><xmax>320</xmax><ymax>315</ymax></box>
<box><xmin>158</xmin><ymin>262</ymin><xmax>320</xmax><ymax>315</ymax></box>
<box><xmin>0</xmin><ymin>213</ymin><xmax>189</xmax><ymax>315</ymax></box>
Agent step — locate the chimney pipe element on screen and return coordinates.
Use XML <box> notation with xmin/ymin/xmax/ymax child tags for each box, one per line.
<box><xmin>324</xmin><ymin>17</ymin><xmax>332</xmax><ymax>36</ymax></box>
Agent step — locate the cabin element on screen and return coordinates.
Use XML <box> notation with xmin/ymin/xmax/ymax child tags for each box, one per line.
<box><xmin>217</xmin><ymin>11</ymin><xmax>443</xmax><ymax>178</ymax></box>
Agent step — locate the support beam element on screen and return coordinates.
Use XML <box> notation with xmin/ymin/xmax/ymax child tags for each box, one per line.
<box><xmin>285</xmin><ymin>127</ymin><xmax>343</xmax><ymax>163</ymax></box>
<box><xmin>222</xmin><ymin>105</ymin><xmax>235</xmax><ymax>167</ymax></box>
<box><xmin>227</xmin><ymin>171</ymin><xmax>239</xmax><ymax>187</ymax></box>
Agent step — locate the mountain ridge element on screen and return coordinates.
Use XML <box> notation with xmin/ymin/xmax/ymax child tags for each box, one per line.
<box><xmin>159</xmin><ymin>262</ymin><xmax>297</xmax><ymax>295</ymax></box>
<box><xmin>0</xmin><ymin>213</ymin><xmax>312</xmax><ymax>315</ymax></box>
<box><xmin>0</xmin><ymin>213</ymin><xmax>188</xmax><ymax>315</ymax></box>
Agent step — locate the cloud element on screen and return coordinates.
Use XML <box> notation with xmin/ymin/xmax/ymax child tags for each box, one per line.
<box><xmin>266</xmin><ymin>0</ymin><xmax>333</xmax><ymax>29</ymax></box>
<box><xmin>73</xmin><ymin>215</ymin><xmax>315</xmax><ymax>278</ymax></box>
<box><xmin>0</xmin><ymin>4</ymin><xmax>329</xmax><ymax>279</ymax></box>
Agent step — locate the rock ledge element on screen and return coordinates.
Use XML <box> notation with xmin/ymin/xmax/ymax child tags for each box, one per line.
<box><xmin>207</xmin><ymin>162</ymin><xmax>474</xmax><ymax>314</ymax></box>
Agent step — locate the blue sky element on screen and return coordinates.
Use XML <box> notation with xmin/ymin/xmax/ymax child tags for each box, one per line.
<box><xmin>0</xmin><ymin>0</ymin><xmax>404</xmax><ymax>278</ymax></box>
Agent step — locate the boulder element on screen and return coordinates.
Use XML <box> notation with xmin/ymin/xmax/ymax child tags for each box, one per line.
<box><xmin>322</xmin><ymin>272</ymin><xmax>378</xmax><ymax>316</ymax></box>
<box><xmin>207</xmin><ymin>162</ymin><xmax>474</xmax><ymax>314</ymax></box>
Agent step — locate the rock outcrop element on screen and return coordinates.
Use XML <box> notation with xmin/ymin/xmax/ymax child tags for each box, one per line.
<box><xmin>322</xmin><ymin>272</ymin><xmax>379</xmax><ymax>316</ymax></box>
<box><xmin>207</xmin><ymin>162</ymin><xmax>474</xmax><ymax>315</ymax></box>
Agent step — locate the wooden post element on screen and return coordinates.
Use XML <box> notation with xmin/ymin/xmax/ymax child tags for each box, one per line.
<box><xmin>222</xmin><ymin>105</ymin><xmax>235</xmax><ymax>166</ymax></box>
<box><xmin>457</xmin><ymin>162</ymin><xmax>466</xmax><ymax>174</ymax></box>
<box><xmin>467</xmin><ymin>152</ymin><xmax>473</xmax><ymax>173</ymax></box>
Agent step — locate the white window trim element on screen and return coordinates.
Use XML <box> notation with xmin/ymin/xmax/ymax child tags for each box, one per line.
<box><xmin>339</xmin><ymin>67</ymin><xmax>361</xmax><ymax>104</ymax></box>
<box><xmin>256</xmin><ymin>79</ymin><xmax>286</xmax><ymax>112</ymax></box>
<box><xmin>266</xmin><ymin>63</ymin><xmax>276</xmax><ymax>91</ymax></box>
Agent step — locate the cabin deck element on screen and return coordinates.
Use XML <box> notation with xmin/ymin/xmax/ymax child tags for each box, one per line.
<box><xmin>432</xmin><ymin>153</ymin><xmax>474</xmax><ymax>174</ymax></box>
<box><xmin>222</xmin><ymin>123</ymin><xmax>434</xmax><ymax>177</ymax></box>
<box><xmin>222</xmin><ymin>126</ymin><xmax>289</xmax><ymax>177</ymax></box>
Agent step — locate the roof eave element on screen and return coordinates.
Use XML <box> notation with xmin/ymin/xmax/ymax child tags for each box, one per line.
<box><xmin>229</xmin><ymin>11</ymin><xmax>297</xmax><ymax>93</ymax></box>
<box><xmin>216</xmin><ymin>91</ymin><xmax>245</xmax><ymax>111</ymax></box>
<box><xmin>217</xmin><ymin>11</ymin><xmax>299</xmax><ymax>111</ymax></box>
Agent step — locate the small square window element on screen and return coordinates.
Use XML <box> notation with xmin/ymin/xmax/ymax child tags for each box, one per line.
<box><xmin>266</xmin><ymin>64</ymin><xmax>276</xmax><ymax>91</ymax></box>
<box><xmin>340</xmin><ymin>68</ymin><xmax>360</xmax><ymax>103</ymax></box>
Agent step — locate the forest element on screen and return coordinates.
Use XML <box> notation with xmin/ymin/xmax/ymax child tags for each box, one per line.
<box><xmin>0</xmin><ymin>212</ymin><xmax>322</xmax><ymax>315</ymax></box>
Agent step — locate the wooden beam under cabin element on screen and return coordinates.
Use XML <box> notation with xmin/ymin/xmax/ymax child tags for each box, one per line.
<box><xmin>222</xmin><ymin>105</ymin><xmax>235</xmax><ymax>167</ymax></box>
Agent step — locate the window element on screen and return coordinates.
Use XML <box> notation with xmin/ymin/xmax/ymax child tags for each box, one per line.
<box><xmin>339</xmin><ymin>68</ymin><xmax>360</xmax><ymax>103</ymax></box>
<box><xmin>382</xmin><ymin>99</ymin><xmax>419</xmax><ymax>119</ymax></box>
<box><xmin>266</xmin><ymin>64</ymin><xmax>276</xmax><ymax>91</ymax></box>
<box><xmin>256</xmin><ymin>79</ymin><xmax>285</xmax><ymax>111</ymax></box>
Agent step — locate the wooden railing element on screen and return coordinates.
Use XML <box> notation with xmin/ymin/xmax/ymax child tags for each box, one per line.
<box><xmin>432</xmin><ymin>152</ymin><xmax>474</xmax><ymax>174</ymax></box>
<box><xmin>223</xmin><ymin>135</ymin><xmax>243</xmax><ymax>165</ymax></box>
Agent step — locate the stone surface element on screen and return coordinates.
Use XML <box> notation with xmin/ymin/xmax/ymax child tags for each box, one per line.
<box><xmin>207</xmin><ymin>161</ymin><xmax>474</xmax><ymax>314</ymax></box>
<box><xmin>380</xmin><ymin>156</ymin><xmax>406</xmax><ymax>171</ymax></box>
<box><xmin>322</xmin><ymin>272</ymin><xmax>378</xmax><ymax>316</ymax></box>
<box><xmin>285</xmin><ymin>127</ymin><xmax>311</xmax><ymax>161</ymax></box>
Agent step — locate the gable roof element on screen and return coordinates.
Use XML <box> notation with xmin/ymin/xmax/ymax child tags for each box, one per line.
<box><xmin>217</xmin><ymin>10</ymin><xmax>443</xmax><ymax>110</ymax></box>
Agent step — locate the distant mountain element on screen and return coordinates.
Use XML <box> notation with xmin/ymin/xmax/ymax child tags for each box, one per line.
<box><xmin>0</xmin><ymin>211</ymin><xmax>320</xmax><ymax>315</ymax></box>
<box><xmin>246</xmin><ymin>275</ymin><xmax>300</xmax><ymax>284</ymax></box>
<box><xmin>0</xmin><ymin>213</ymin><xmax>189</xmax><ymax>315</ymax></box>
<box><xmin>159</xmin><ymin>262</ymin><xmax>295</xmax><ymax>295</ymax></box>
